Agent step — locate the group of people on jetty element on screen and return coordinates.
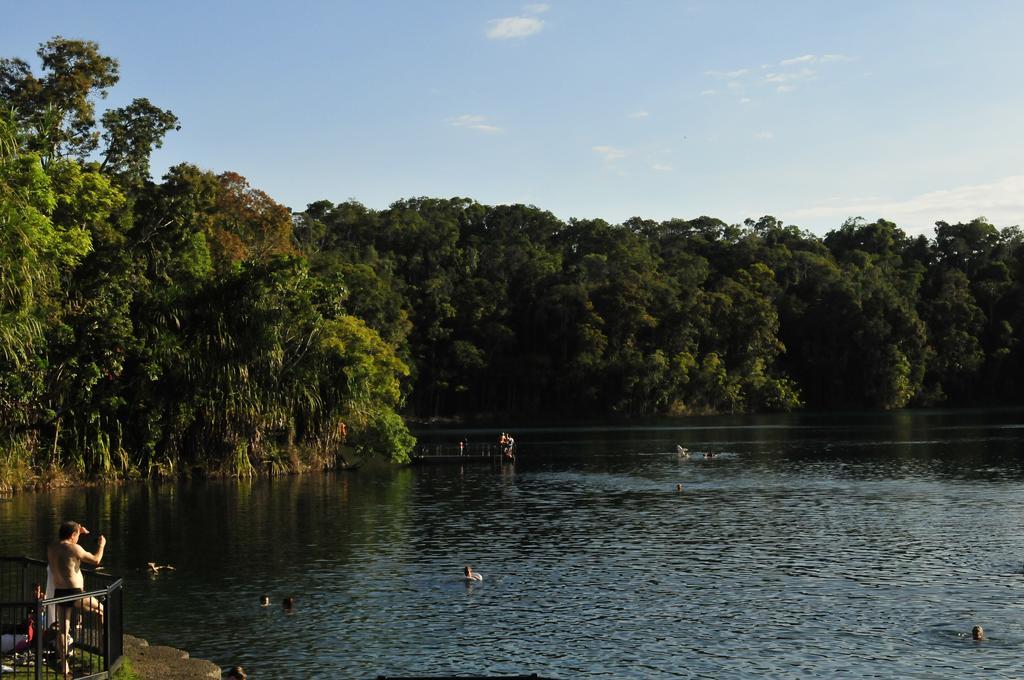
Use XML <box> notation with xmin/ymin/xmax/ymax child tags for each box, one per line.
<box><xmin>452</xmin><ymin>432</ymin><xmax>515</xmax><ymax>461</ymax></box>
<box><xmin>499</xmin><ymin>432</ymin><xmax>515</xmax><ymax>461</ymax></box>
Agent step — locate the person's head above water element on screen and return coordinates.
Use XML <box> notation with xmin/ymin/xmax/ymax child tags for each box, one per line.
<box><xmin>282</xmin><ymin>596</ymin><xmax>295</xmax><ymax>610</ymax></box>
<box><xmin>464</xmin><ymin>565</ymin><xmax>472</xmax><ymax>577</ymax></box>
<box><xmin>260</xmin><ymin>595</ymin><xmax>270</xmax><ymax>606</ymax></box>
<box><xmin>972</xmin><ymin>625</ymin><xmax>985</xmax><ymax>640</ymax></box>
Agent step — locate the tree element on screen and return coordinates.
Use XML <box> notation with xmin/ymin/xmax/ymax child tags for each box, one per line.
<box><xmin>0</xmin><ymin>37</ymin><xmax>119</xmax><ymax>161</ymax></box>
<box><xmin>919</xmin><ymin>268</ymin><xmax>984</xmax><ymax>402</ymax></box>
<box><xmin>100</xmin><ymin>97</ymin><xmax>179</xmax><ymax>188</ymax></box>
<box><xmin>208</xmin><ymin>171</ymin><xmax>296</xmax><ymax>269</ymax></box>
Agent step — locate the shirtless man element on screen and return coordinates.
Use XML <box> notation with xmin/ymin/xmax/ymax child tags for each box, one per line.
<box><xmin>47</xmin><ymin>521</ymin><xmax>106</xmax><ymax>674</ymax></box>
<box><xmin>464</xmin><ymin>565</ymin><xmax>483</xmax><ymax>582</ymax></box>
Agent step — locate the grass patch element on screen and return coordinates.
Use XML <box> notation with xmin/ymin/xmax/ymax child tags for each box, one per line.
<box><xmin>113</xmin><ymin>656</ymin><xmax>142</xmax><ymax>680</ymax></box>
<box><xmin>0</xmin><ymin>645</ymin><xmax>108</xmax><ymax>678</ymax></box>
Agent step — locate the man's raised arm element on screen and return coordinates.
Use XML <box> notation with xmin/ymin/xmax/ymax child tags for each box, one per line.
<box><xmin>79</xmin><ymin>535</ymin><xmax>106</xmax><ymax>566</ymax></box>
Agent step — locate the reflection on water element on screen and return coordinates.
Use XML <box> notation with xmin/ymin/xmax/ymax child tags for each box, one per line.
<box><xmin>2</xmin><ymin>409</ymin><xmax>1024</xmax><ymax>678</ymax></box>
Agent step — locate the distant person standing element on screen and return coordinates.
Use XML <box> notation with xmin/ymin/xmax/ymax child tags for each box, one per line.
<box><xmin>47</xmin><ymin>521</ymin><xmax>106</xmax><ymax>674</ymax></box>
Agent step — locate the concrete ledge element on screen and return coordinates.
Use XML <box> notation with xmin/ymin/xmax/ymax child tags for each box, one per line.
<box><xmin>124</xmin><ymin>634</ymin><xmax>221</xmax><ymax>679</ymax></box>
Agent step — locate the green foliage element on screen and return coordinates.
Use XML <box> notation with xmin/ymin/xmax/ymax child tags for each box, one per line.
<box><xmin>288</xmin><ymin>197</ymin><xmax>1024</xmax><ymax>419</ymax></box>
<box><xmin>112</xmin><ymin>657</ymin><xmax>143</xmax><ymax>680</ymax></box>
<box><xmin>317</xmin><ymin>315</ymin><xmax>413</xmax><ymax>462</ymax></box>
<box><xmin>0</xmin><ymin>38</ymin><xmax>416</xmax><ymax>485</ymax></box>
<box><xmin>100</xmin><ymin>97</ymin><xmax>179</xmax><ymax>187</ymax></box>
<box><xmin>0</xmin><ymin>36</ymin><xmax>119</xmax><ymax>161</ymax></box>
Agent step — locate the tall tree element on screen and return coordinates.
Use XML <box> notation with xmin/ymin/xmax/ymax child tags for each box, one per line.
<box><xmin>0</xmin><ymin>37</ymin><xmax>119</xmax><ymax>161</ymax></box>
<box><xmin>100</xmin><ymin>97</ymin><xmax>179</xmax><ymax>188</ymax></box>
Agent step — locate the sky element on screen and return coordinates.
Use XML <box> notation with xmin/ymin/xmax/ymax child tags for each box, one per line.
<box><xmin>4</xmin><ymin>0</ymin><xmax>1024</xmax><ymax>236</ymax></box>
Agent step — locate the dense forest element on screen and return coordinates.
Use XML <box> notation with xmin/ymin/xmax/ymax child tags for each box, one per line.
<box><xmin>2</xmin><ymin>38</ymin><xmax>1023</xmax><ymax>486</ymax></box>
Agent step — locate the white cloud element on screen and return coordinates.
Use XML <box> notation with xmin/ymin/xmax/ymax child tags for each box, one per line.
<box><xmin>704</xmin><ymin>54</ymin><xmax>853</xmax><ymax>97</ymax></box>
<box><xmin>652</xmin><ymin>163</ymin><xmax>673</xmax><ymax>172</ymax></box>
<box><xmin>778</xmin><ymin>54</ymin><xmax>854</xmax><ymax>66</ymax></box>
<box><xmin>754</xmin><ymin>131</ymin><xmax>774</xmax><ymax>140</ymax></box>
<box><xmin>449</xmin><ymin>114</ymin><xmax>485</xmax><ymax>126</ymax></box>
<box><xmin>487</xmin><ymin>16</ymin><xmax>544</xmax><ymax>39</ymax></box>
<box><xmin>739</xmin><ymin>97</ymin><xmax>752</xmax><ymax>104</ymax></box>
<box><xmin>447</xmin><ymin>114</ymin><xmax>503</xmax><ymax>133</ymax></box>
<box><xmin>524</xmin><ymin>3</ymin><xmax>550</xmax><ymax>13</ymax></box>
<box><xmin>700</xmin><ymin>89</ymin><xmax>717</xmax><ymax>96</ymax></box>
<box><xmin>765</xmin><ymin>67</ymin><xmax>816</xmax><ymax>84</ymax></box>
<box><xmin>781</xmin><ymin>54</ymin><xmax>816</xmax><ymax>66</ymax></box>
<box><xmin>705</xmin><ymin>68</ymin><xmax>749</xmax><ymax>79</ymax></box>
<box><xmin>592</xmin><ymin>145</ymin><xmax>627</xmax><ymax>161</ymax></box>
<box><xmin>790</xmin><ymin>175</ymin><xmax>1024</xmax><ymax>235</ymax></box>
<box><xmin>629</xmin><ymin>110</ymin><xmax>649</xmax><ymax>119</ymax></box>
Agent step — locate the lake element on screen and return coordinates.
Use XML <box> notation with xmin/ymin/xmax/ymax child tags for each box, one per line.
<box><xmin>3</xmin><ymin>409</ymin><xmax>1024</xmax><ymax>678</ymax></box>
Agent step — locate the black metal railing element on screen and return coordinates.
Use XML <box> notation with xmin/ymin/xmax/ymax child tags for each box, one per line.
<box><xmin>0</xmin><ymin>556</ymin><xmax>123</xmax><ymax>679</ymax></box>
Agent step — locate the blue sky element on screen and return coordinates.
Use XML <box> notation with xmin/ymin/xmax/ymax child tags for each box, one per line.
<box><xmin>4</xmin><ymin>1</ymin><xmax>1024</xmax><ymax>235</ymax></box>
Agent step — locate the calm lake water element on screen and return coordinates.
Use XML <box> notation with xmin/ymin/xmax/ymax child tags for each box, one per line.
<box><xmin>3</xmin><ymin>409</ymin><xmax>1024</xmax><ymax>678</ymax></box>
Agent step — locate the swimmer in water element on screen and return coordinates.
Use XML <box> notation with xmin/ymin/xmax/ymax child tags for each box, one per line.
<box><xmin>260</xmin><ymin>595</ymin><xmax>270</xmax><ymax>606</ymax></box>
<box><xmin>464</xmin><ymin>565</ymin><xmax>483</xmax><ymax>582</ymax></box>
<box><xmin>972</xmin><ymin>625</ymin><xmax>985</xmax><ymax>640</ymax></box>
<box><xmin>676</xmin><ymin>483</ymin><xmax>684</xmax><ymax>492</ymax></box>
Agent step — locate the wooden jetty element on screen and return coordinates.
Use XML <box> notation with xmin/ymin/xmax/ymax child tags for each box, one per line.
<box><xmin>411</xmin><ymin>442</ymin><xmax>512</xmax><ymax>464</ymax></box>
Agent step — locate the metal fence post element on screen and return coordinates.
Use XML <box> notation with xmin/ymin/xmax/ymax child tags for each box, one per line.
<box><xmin>104</xmin><ymin>590</ymin><xmax>112</xmax><ymax>673</ymax></box>
<box><xmin>34</xmin><ymin>606</ymin><xmax>42</xmax><ymax>680</ymax></box>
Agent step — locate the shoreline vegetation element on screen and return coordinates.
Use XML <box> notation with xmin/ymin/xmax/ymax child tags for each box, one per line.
<box><xmin>4</xmin><ymin>38</ymin><xmax>1024</xmax><ymax>493</ymax></box>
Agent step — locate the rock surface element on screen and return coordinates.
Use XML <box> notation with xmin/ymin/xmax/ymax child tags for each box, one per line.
<box><xmin>123</xmin><ymin>634</ymin><xmax>222</xmax><ymax>679</ymax></box>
